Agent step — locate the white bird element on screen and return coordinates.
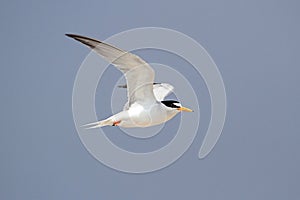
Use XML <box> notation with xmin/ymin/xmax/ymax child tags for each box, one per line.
<box><xmin>66</xmin><ymin>34</ymin><xmax>193</xmax><ymax>128</ymax></box>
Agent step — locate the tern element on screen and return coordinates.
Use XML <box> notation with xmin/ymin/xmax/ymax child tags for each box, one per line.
<box><xmin>66</xmin><ymin>34</ymin><xmax>193</xmax><ymax>128</ymax></box>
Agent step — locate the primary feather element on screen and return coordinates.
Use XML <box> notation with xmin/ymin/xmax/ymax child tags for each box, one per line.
<box><xmin>66</xmin><ymin>34</ymin><xmax>156</xmax><ymax>108</ymax></box>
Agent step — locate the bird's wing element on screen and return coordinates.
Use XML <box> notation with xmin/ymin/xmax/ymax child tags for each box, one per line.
<box><xmin>119</xmin><ymin>83</ymin><xmax>174</xmax><ymax>110</ymax></box>
<box><xmin>66</xmin><ymin>34</ymin><xmax>156</xmax><ymax>107</ymax></box>
<box><xmin>152</xmin><ymin>83</ymin><xmax>174</xmax><ymax>101</ymax></box>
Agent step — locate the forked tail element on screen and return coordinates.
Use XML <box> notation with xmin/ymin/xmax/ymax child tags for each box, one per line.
<box><xmin>82</xmin><ymin>118</ymin><xmax>113</xmax><ymax>129</ymax></box>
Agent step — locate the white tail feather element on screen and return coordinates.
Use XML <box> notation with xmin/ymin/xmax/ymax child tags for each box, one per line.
<box><xmin>82</xmin><ymin>118</ymin><xmax>113</xmax><ymax>129</ymax></box>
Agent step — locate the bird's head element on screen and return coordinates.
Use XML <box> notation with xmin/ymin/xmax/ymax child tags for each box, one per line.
<box><xmin>161</xmin><ymin>100</ymin><xmax>193</xmax><ymax>112</ymax></box>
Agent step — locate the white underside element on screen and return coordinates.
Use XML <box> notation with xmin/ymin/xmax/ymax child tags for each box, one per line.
<box><xmin>105</xmin><ymin>102</ymin><xmax>179</xmax><ymax>128</ymax></box>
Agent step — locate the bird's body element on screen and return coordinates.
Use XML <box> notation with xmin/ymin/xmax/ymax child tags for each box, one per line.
<box><xmin>97</xmin><ymin>102</ymin><xmax>178</xmax><ymax>128</ymax></box>
<box><xmin>66</xmin><ymin>34</ymin><xmax>192</xmax><ymax>129</ymax></box>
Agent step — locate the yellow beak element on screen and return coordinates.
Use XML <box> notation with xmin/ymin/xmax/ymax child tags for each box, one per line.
<box><xmin>177</xmin><ymin>106</ymin><xmax>193</xmax><ymax>112</ymax></box>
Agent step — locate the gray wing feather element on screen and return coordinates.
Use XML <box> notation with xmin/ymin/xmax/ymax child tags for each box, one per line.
<box><xmin>152</xmin><ymin>83</ymin><xmax>174</xmax><ymax>101</ymax></box>
<box><xmin>66</xmin><ymin>34</ymin><xmax>156</xmax><ymax>107</ymax></box>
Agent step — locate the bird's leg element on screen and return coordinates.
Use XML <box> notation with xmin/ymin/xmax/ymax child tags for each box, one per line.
<box><xmin>112</xmin><ymin>120</ymin><xmax>121</xmax><ymax>126</ymax></box>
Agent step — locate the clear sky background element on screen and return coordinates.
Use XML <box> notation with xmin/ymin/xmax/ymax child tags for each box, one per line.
<box><xmin>1</xmin><ymin>0</ymin><xmax>299</xmax><ymax>199</ymax></box>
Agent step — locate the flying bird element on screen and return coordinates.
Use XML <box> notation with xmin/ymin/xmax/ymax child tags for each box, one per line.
<box><xmin>66</xmin><ymin>34</ymin><xmax>193</xmax><ymax>128</ymax></box>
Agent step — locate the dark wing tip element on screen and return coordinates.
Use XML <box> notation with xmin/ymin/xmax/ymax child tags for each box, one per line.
<box><xmin>118</xmin><ymin>84</ymin><xmax>127</xmax><ymax>88</ymax></box>
<box><xmin>65</xmin><ymin>33</ymin><xmax>82</xmax><ymax>39</ymax></box>
<box><xmin>65</xmin><ymin>33</ymin><xmax>102</xmax><ymax>49</ymax></box>
<box><xmin>65</xmin><ymin>33</ymin><xmax>100</xmax><ymax>42</ymax></box>
<box><xmin>65</xmin><ymin>33</ymin><xmax>83</xmax><ymax>42</ymax></box>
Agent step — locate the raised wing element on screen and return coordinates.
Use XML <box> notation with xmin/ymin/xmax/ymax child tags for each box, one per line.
<box><xmin>152</xmin><ymin>83</ymin><xmax>174</xmax><ymax>101</ymax></box>
<box><xmin>66</xmin><ymin>34</ymin><xmax>156</xmax><ymax>107</ymax></box>
<box><xmin>119</xmin><ymin>83</ymin><xmax>174</xmax><ymax>110</ymax></box>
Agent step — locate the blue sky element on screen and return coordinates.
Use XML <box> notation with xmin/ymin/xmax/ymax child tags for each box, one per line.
<box><xmin>0</xmin><ymin>0</ymin><xmax>299</xmax><ymax>199</ymax></box>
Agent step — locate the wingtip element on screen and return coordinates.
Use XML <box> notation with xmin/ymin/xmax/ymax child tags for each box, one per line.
<box><xmin>65</xmin><ymin>33</ymin><xmax>77</xmax><ymax>39</ymax></box>
<box><xmin>64</xmin><ymin>33</ymin><xmax>103</xmax><ymax>49</ymax></box>
<box><xmin>118</xmin><ymin>84</ymin><xmax>127</xmax><ymax>88</ymax></box>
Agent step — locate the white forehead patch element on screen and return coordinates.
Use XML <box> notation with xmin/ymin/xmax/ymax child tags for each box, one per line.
<box><xmin>173</xmin><ymin>103</ymin><xmax>181</xmax><ymax>107</ymax></box>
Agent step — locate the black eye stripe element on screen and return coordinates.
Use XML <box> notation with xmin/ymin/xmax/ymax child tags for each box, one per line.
<box><xmin>161</xmin><ymin>100</ymin><xmax>180</xmax><ymax>108</ymax></box>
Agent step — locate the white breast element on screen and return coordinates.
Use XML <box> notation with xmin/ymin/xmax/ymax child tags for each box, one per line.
<box><xmin>121</xmin><ymin>102</ymin><xmax>178</xmax><ymax>127</ymax></box>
